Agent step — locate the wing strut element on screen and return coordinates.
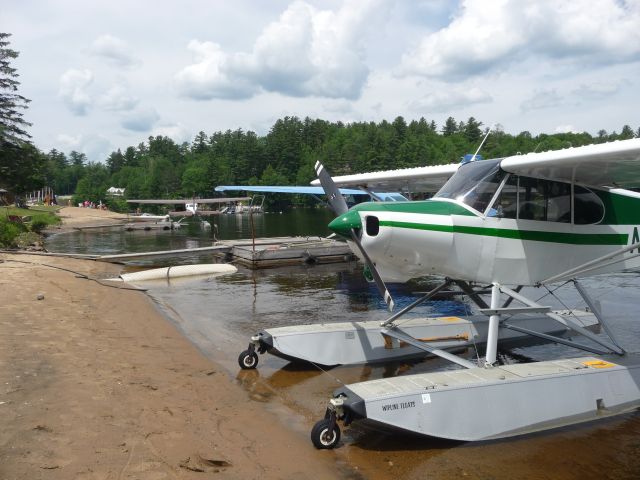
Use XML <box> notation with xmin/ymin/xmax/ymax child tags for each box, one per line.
<box><xmin>542</xmin><ymin>241</ymin><xmax>640</xmax><ymax>284</ymax></box>
<box><xmin>380</xmin><ymin>279</ymin><xmax>453</xmax><ymax>328</ymax></box>
<box><xmin>573</xmin><ymin>279</ymin><xmax>625</xmax><ymax>353</ymax></box>
<box><xmin>498</xmin><ymin>285</ymin><xmax>624</xmax><ymax>355</ymax></box>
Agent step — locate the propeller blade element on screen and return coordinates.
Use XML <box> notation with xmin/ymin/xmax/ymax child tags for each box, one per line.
<box><xmin>314</xmin><ymin>160</ymin><xmax>394</xmax><ymax>311</ymax></box>
<box><xmin>314</xmin><ymin>161</ymin><xmax>349</xmax><ymax>216</ymax></box>
<box><xmin>349</xmin><ymin>229</ymin><xmax>395</xmax><ymax>312</ymax></box>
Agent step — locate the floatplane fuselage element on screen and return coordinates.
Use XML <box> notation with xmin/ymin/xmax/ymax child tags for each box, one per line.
<box><xmin>329</xmin><ymin>158</ymin><xmax>640</xmax><ymax>286</ymax></box>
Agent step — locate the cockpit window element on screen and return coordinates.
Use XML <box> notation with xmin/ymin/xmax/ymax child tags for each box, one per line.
<box><xmin>435</xmin><ymin>159</ymin><xmax>605</xmax><ymax>224</ymax></box>
<box><xmin>435</xmin><ymin>159</ymin><xmax>504</xmax><ymax>213</ymax></box>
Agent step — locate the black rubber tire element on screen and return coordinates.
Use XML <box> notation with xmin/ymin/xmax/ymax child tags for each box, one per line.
<box><xmin>238</xmin><ymin>350</ymin><xmax>259</xmax><ymax>369</ymax></box>
<box><xmin>310</xmin><ymin>419</ymin><xmax>341</xmax><ymax>449</ymax></box>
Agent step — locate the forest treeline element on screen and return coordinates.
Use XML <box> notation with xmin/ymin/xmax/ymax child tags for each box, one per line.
<box><xmin>42</xmin><ymin>116</ymin><xmax>639</xmax><ymax>210</ymax></box>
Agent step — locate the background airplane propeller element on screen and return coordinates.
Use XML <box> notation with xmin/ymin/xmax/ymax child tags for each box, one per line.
<box><xmin>314</xmin><ymin>161</ymin><xmax>395</xmax><ymax>311</ymax></box>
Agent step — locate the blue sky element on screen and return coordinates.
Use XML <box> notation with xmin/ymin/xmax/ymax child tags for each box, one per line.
<box><xmin>2</xmin><ymin>0</ymin><xmax>639</xmax><ymax>162</ymax></box>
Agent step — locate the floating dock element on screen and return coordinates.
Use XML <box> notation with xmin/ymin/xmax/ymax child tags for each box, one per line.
<box><xmin>73</xmin><ymin>223</ymin><xmax>127</xmax><ymax>230</ymax></box>
<box><xmin>222</xmin><ymin>236</ymin><xmax>353</xmax><ymax>267</ymax></box>
<box><xmin>91</xmin><ymin>236</ymin><xmax>353</xmax><ymax>268</ymax></box>
<box><xmin>122</xmin><ymin>221</ymin><xmax>181</xmax><ymax>231</ymax></box>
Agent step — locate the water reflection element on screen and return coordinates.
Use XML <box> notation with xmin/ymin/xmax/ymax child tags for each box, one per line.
<box><xmin>46</xmin><ymin>210</ymin><xmax>337</xmax><ymax>257</ymax></box>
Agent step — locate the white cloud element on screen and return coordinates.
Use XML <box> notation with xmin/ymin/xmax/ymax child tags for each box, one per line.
<box><xmin>175</xmin><ymin>40</ymin><xmax>257</xmax><ymax>100</ymax></box>
<box><xmin>58</xmin><ymin>69</ymin><xmax>93</xmax><ymax>115</ymax></box>
<box><xmin>98</xmin><ymin>82</ymin><xmax>139</xmax><ymax>111</ymax></box>
<box><xmin>400</xmin><ymin>0</ymin><xmax>640</xmax><ymax>80</ymax></box>
<box><xmin>121</xmin><ymin>107</ymin><xmax>160</xmax><ymax>132</ymax></box>
<box><xmin>409</xmin><ymin>86</ymin><xmax>492</xmax><ymax>112</ymax></box>
<box><xmin>90</xmin><ymin>34</ymin><xmax>140</xmax><ymax>67</ymax></box>
<box><xmin>176</xmin><ymin>0</ymin><xmax>388</xmax><ymax>101</ymax></box>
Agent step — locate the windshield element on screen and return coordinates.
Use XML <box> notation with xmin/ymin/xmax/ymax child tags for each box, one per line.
<box><xmin>435</xmin><ymin>159</ymin><xmax>504</xmax><ymax>213</ymax></box>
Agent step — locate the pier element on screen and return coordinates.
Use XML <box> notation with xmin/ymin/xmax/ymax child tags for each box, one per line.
<box><xmin>91</xmin><ymin>236</ymin><xmax>354</xmax><ymax>268</ymax></box>
<box><xmin>221</xmin><ymin>236</ymin><xmax>353</xmax><ymax>268</ymax></box>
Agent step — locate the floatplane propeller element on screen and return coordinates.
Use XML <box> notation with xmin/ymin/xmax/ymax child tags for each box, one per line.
<box><xmin>314</xmin><ymin>160</ymin><xmax>395</xmax><ymax>312</ymax></box>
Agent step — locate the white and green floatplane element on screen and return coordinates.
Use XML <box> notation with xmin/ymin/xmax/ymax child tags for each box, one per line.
<box><xmin>239</xmin><ymin>138</ymin><xmax>640</xmax><ymax>448</ymax></box>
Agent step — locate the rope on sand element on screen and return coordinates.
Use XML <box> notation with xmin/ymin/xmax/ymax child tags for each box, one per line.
<box><xmin>0</xmin><ymin>258</ymin><xmax>147</xmax><ymax>291</ymax></box>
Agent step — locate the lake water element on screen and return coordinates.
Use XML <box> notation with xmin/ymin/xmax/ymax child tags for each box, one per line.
<box><xmin>46</xmin><ymin>210</ymin><xmax>640</xmax><ymax>479</ymax></box>
<box><xmin>46</xmin><ymin>210</ymin><xmax>337</xmax><ymax>256</ymax></box>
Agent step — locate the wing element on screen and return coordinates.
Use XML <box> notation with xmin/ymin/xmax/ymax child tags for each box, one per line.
<box><xmin>500</xmin><ymin>138</ymin><xmax>640</xmax><ymax>189</ymax></box>
<box><xmin>215</xmin><ymin>185</ymin><xmax>409</xmax><ymax>201</ymax></box>
<box><xmin>126</xmin><ymin>197</ymin><xmax>250</xmax><ymax>204</ymax></box>
<box><xmin>214</xmin><ymin>185</ymin><xmax>368</xmax><ymax>195</ymax></box>
<box><xmin>309</xmin><ymin>163</ymin><xmax>459</xmax><ymax>193</ymax></box>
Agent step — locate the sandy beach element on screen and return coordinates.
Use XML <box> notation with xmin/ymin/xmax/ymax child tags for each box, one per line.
<box><xmin>0</xmin><ymin>207</ymin><xmax>350</xmax><ymax>479</ymax></box>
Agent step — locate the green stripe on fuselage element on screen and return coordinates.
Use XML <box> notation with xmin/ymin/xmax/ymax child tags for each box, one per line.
<box><xmin>380</xmin><ymin>220</ymin><xmax>628</xmax><ymax>245</ymax></box>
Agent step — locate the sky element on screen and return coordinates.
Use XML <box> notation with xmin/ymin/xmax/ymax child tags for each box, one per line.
<box><xmin>2</xmin><ymin>0</ymin><xmax>640</xmax><ymax>162</ymax></box>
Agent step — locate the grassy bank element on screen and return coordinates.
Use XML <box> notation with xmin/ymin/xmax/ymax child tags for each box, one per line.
<box><xmin>0</xmin><ymin>206</ymin><xmax>61</xmax><ymax>248</ymax></box>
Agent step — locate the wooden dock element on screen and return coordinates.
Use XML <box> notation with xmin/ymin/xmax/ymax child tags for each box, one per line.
<box><xmin>93</xmin><ymin>236</ymin><xmax>354</xmax><ymax>268</ymax></box>
<box><xmin>122</xmin><ymin>221</ymin><xmax>182</xmax><ymax>231</ymax></box>
<box><xmin>221</xmin><ymin>237</ymin><xmax>353</xmax><ymax>267</ymax></box>
<box><xmin>74</xmin><ymin>224</ymin><xmax>127</xmax><ymax>231</ymax></box>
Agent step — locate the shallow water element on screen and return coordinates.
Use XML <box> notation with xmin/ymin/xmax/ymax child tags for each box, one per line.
<box><xmin>147</xmin><ymin>266</ymin><xmax>640</xmax><ymax>480</ymax></box>
<box><xmin>46</xmin><ymin>214</ymin><xmax>640</xmax><ymax>479</ymax></box>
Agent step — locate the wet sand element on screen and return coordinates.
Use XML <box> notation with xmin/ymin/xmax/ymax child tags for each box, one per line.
<box><xmin>0</xmin><ymin>207</ymin><xmax>353</xmax><ymax>479</ymax></box>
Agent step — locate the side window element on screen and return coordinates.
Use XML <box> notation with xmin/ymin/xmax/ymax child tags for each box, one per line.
<box><xmin>518</xmin><ymin>177</ymin><xmax>547</xmax><ymax>220</ymax></box>
<box><xmin>517</xmin><ymin>177</ymin><xmax>571</xmax><ymax>222</ymax></box>
<box><xmin>574</xmin><ymin>186</ymin><xmax>604</xmax><ymax>224</ymax></box>
<box><xmin>546</xmin><ymin>181</ymin><xmax>571</xmax><ymax>223</ymax></box>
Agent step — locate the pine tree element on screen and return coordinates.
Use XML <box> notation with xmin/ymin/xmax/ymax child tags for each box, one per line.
<box><xmin>442</xmin><ymin>117</ymin><xmax>458</xmax><ymax>136</ymax></box>
<box><xmin>0</xmin><ymin>33</ymin><xmax>31</xmax><ymax>145</ymax></box>
<box><xmin>0</xmin><ymin>33</ymin><xmax>44</xmax><ymax>195</ymax></box>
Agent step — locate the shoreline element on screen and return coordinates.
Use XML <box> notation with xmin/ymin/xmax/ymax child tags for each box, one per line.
<box><xmin>0</xmin><ymin>207</ymin><xmax>357</xmax><ymax>479</ymax></box>
<box><xmin>46</xmin><ymin>206</ymin><xmax>130</xmax><ymax>234</ymax></box>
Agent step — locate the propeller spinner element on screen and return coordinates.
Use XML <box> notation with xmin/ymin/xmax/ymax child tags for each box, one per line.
<box><xmin>314</xmin><ymin>161</ymin><xmax>395</xmax><ymax>311</ymax></box>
